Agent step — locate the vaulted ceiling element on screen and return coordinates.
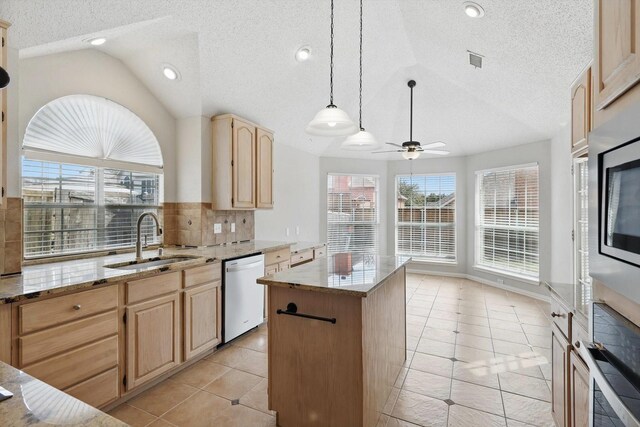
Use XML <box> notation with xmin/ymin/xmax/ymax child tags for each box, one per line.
<box><xmin>1</xmin><ymin>0</ymin><xmax>593</xmax><ymax>159</ymax></box>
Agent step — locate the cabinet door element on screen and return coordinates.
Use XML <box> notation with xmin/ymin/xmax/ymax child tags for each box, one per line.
<box><xmin>571</xmin><ymin>67</ymin><xmax>591</xmax><ymax>153</ymax></box>
<box><xmin>232</xmin><ymin>118</ymin><xmax>256</xmax><ymax>208</ymax></box>
<box><xmin>0</xmin><ymin>24</ymin><xmax>7</xmax><ymax>207</ymax></box>
<box><xmin>256</xmin><ymin>128</ymin><xmax>274</xmax><ymax>209</ymax></box>
<box><xmin>126</xmin><ymin>293</ymin><xmax>180</xmax><ymax>390</ymax></box>
<box><xmin>552</xmin><ymin>325</ymin><xmax>569</xmax><ymax>427</ymax></box>
<box><xmin>594</xmin><ymin>0</ymin><xmax>640</xmax><ymax>110</ymax></box>
<box><xmin>569</xmin><ymin>351</ymin><xmax>590</xmax><ymax>427</ymax></box>
<box><xmin>184</xmin><ymin>281</ymin><xmax>221</xmax><ymax>361</ymax></box>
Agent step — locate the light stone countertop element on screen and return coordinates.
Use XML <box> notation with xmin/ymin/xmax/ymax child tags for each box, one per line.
<box><xmin>289</xmin><ymin>241</ymin><xmax>326</xmax><ymax>254</ymax></box>
<box><xmin>0</xmin><ymin>240</ymin><xmax>291</xmax><ymax>304</ymax></box>
<box><xmin>0</xmin><ymin>361</ymin><xmax>127</xmax><ymax>427</ymax></box>
<box><xmin>257</xmin><ymin>253</ymin><xmax>410</xmax><ymax>297</ymax></box>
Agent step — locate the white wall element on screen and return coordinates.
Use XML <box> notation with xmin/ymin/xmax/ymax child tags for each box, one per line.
<box><xmin>175</xmin><ymin>116</ymin><xmax>212</xmax><ymax>203</ymax></box>
<box><xmin>255</xmin><ymin>144</ymin><xmax>320</xmax><ymax>242</ymax></box>
<box><xmin>549</xmin><ymin>125</ymin><xmax>574</xmax><ymax>283</ymax></box>
<box><xmin>387</xmin><ymin>156</ymin><xmax>468</xmax><ymax>275</ymax></box>
<box><xmin>18</xmin><ymin>50</ymin><xmax>178</xmax><ymax>201</ymax></box>
<box><xmin>319</xmin><ymin>157</ymin><xmax>389</xmax><ymax>255</ymax></box>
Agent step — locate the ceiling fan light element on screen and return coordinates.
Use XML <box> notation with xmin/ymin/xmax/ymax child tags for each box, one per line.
<box><xmin>341</xmin><ymin>130</ymin><xmax>379</xmax><ymax>151</ymax></box>
<box><xmin>306</xmin><ymin>105</ymin><xmax>358</xmax><ymax>136</ymax></box>
<box><xmin>402</xmin><ymin>151</ymin><xmax>420</xmax><ymax>160</ymax></box>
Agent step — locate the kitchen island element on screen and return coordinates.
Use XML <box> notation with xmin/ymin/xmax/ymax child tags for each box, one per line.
<box><xmin>257</xmin><ymin>253</ymin><xmax>409</xmax><ymax>427</ymax></box>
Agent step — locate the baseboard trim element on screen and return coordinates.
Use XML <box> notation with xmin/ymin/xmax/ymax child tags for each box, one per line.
<box><xmin>407</xmin><ymin>268</ymin><xmax>550</xmax><ymax>303</ymax></box>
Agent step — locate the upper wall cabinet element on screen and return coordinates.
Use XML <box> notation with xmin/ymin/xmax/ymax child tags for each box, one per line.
<box><xmin>570</xmin><ymin>64</ymin><xmax>591</xmax><ymax>155</ymax></box>
<box><xmin>211</xmin><ymin>114</ymin><xmax>274</xmax><ymax>210</ymax></box>
<box><xmin>593</xmin><ymin>0</ymin><xmax>640</xmax><ymax>127</ymax></box>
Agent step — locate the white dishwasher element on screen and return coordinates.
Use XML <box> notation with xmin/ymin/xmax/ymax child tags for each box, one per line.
<box><xmin>223</xmin><ymin>253</ymin><xmax>265</xmax><ymax>343</ymax></box>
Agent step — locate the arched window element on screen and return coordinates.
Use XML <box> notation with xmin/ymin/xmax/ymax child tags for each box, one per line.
<box><xmin>22</xmin><ymin>95</ymin><xmax>164</xmax><ymax>259</ymax></box>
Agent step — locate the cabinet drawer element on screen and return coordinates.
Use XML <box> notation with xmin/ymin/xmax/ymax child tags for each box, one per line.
<box><xmin>550</xmin><ymin>294</ymin><xmax>570</xmax><ymax>340</ymax></box>
<box><xmin>265</xmin><ymin>247</ymin><xmax>290</xmax><ymax>266</ymax></box>
<box><xmin>19</xmin><ymin>286</ymin><xmax>118</xmax><ymax>334</ymax></box>
<box><xmin>572</xmin><ymin>318</ymin><xmax>589</xmax><ymax>349</ymax></box>
<box><xmin>314</xmin><ymin>246</ymin><xmax>327</xmax><ymax>259</ymax></box>
<box><xmin>278</xmin><ymin>260</ymin><xmax>290</xmax><ymax>271</ymax></box>
<box><xmin>23</xmin><ymin>335</ymin><xmax>118</xmax><ymax>390</ymax></box>
<box><xmin>19</xmin><ymin>310</ymin><xmax>118</xmax><ymax>366</ymax></box>
<box><xmin>183</xmin><ymin>263</ymin><xmax>221</xmax><ymax>288</ymax></box>
<box><xmin>127</xmin><ymin>272</ymin><xmax>180</xmax><ymax>304</ymax></box>
<box><xmin>64</xmin><ymin>367</ymin><xmax>119</xmax><ymax>409</ymax></box>
<box><xmin>291</xmin><ymin>249</ymin><xmax>313</xmax><ymax>266</ymax></box>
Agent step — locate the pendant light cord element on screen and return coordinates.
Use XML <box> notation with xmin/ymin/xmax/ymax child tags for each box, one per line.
<box><xmin>329</xmin><ymin>0</ymin><xmax>335</xmax><ymax>106</ymax></box>
<box><xmin>409</xmin><ymin>84</ymin><xmax>413</xmax><ymax>142</ymax></box>
<box><xmin>358</xmin><ymin>0</ymin><xmax>363</xmax><ymax>130</ymax></box>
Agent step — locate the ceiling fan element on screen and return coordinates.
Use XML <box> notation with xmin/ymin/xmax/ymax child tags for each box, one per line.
<box><xmin>373</xmin><ymin>80</ymin><xmax>450</xmax><ymax>159</ymax></box>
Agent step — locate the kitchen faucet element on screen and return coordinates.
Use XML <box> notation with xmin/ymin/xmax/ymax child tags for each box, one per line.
<box><xmin>136</xmin><ymin>212</ymin><xmax>163</xmax><ymax>262</ymax></box>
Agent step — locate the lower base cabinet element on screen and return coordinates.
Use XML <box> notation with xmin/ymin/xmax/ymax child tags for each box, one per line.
<box><xmin>126</xmin><ymin>293</ymin><xmax>181</xmax><ymax>390</ymax></box>
<box><xmin>184</xmin><ymin>281</ymin><xmax>221</xmax><ymax>361</ymax></box>
<box><xmin>552</xmin><ymin>324</ymin><xmax>569</xmax><ymax>427</ymax></box>
<box><xmin>569</xmin><ymin>351</ymin><xmax>590</xmax><ymax>427</ymax></box>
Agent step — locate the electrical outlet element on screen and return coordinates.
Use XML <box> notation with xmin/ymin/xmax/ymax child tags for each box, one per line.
<box><xmin>286</xmin><ymin>227</ymin><xmax>290</xmax><ymax>237</ymax></box>
<box><xmin>214</xmin><ymin>223</ymin><xmax>222</xmax><ymax>234</ymax></box>
<box><xmin>497</xmin><ymin>278</ymin><xmax>504</xmax><ymax>285</ymax></box>
<box><xmin>231</xmin><ymin>223</ymin><xmax>236</xmax><ymax>233</ymax></box>
<box><xmin>295</xmin><ymin>226</ymin><xmax>300</xmax><ymax>235</ymax></box>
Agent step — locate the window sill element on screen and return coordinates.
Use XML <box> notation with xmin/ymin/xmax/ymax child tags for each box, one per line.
<box><xmin>23</xmin><ymin>245</ymin><xmax>162</xmax><ymax>266</ymax></box>
<box><xmin>472</xmin><ymin>265</ymin><xmax>540</xmax><ymax>286</ymax></box>
<box><xmin>407</xmin><ymin>258</ymin><xmax>458</xmax><ymax>266</ymax></box>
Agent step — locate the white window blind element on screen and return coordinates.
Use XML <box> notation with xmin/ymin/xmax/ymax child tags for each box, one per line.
<box><xmin>327</xmin><ymin>174</ymin><xmax>379</xmax><ymax>254</ymax></box>
<box><xmin>23</xmin><ymin>159</ymin><xmax>161</xmax><ymax>259</ymax></box>
<box><xmin>573</xmin><ymin>157</ymin><xmax>591</xmax><ymax>305</ymax></box>
<box><xmin>396</xmin><ymin>174</ymin><xmax>456</xmax><ymax>262</ymax></box>
<box><xmin>475</xmin><ymin>164</ymin><xmax>539</xmax><ymax>279</ymax></box>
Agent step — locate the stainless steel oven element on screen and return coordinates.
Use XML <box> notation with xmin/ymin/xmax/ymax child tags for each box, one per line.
<box><xmin>578</xmin><ymin>303</ymin><xmax>640</xmax><ymax>427</ymax></box>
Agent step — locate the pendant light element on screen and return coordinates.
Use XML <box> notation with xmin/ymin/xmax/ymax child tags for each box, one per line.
<box><xmin>306</xmin><ymin>0</ymin><xmax>358</xmax><ymax>136</ymax></box>
<box><xmin>342</xmin><ymin>0</ymin><xmax>378</xmax><ymax>150</ymax></box>
<box><xmin>0</xmin><ymin>66</ymin><xmax>9</xmax><ymax>89</ymax></box>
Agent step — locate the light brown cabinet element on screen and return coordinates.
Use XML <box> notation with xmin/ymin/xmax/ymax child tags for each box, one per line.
<box><xmin>211</xmin><ymin>114</ymin><xmax>274</xmax><ymax>210</ymax></box>
<box><xmin>569</xmin><ymin>350</ymin><xmax>590</xmax><ymax>427</ymax></box>
<box><xmin>552</xmin><ymin>323</ymin><xmax>569</xmax><ymax>427</ymax></box>
<box><xmin>0</xmin><ymin>20</ymin><xmax>9</xmax><ymax>206</ymax></box>
<box><xmin>184</xmin><ymin>281</ymin><xmax>221</xmax><ymax>361</ymax></box>
<box><xmin>13</xmin><ymin>286</ymin><xmax>121</xmax><ymax>408</ymax></box>
<box><xmin>256</xmin><ymin>128</ymin><xmax>274</xmax><ymax>208</ymax></box>
<box><xmin>593</xmin><ymin>0</ymin><xmax>640</xmax><ymax>126</ymax></box>
<box><xmin>125</xmin><ymin>292</ymin><xmax>181</xmax><ymax>390</ymax></box>
<box><xmin>571</xmin><ymin>65</ymin><xmax>591</xmax><ymax>154</ymax></box>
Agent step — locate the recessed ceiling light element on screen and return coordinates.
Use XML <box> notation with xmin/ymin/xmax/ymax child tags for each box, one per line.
<box><xmin>463</xmin><ymin>2</ymin><xmax>485</xmax><ymax>18</ymax></box>
<box><xmin>162</xmin><ymin>64</ymin><xmax>180</xmax><ymax>81</ymax></box>
<box><xmin>295</xmin><ymin>46</ymin><xmax>311</xmax><ymax>62</ymax></box>
<box><xmin>87</xmin><ymin>37</ymin><xmax>107</xmax><ymax>46</ymax></box>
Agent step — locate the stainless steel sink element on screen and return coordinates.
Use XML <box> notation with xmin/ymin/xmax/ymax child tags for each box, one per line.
<box><xmin>105</xmin><ymin>256</ymin><xmax>200</xmax><ymax>270</ymax></box>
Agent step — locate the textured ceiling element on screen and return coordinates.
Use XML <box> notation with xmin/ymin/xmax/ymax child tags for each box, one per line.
<box><xmin>0</xmin><ymin>0</ymin><xmax>593</xmax><ymax>159</ymax></box>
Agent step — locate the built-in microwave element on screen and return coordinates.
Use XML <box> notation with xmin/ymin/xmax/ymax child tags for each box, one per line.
<box><xmin>599</xmin><ymin>136</ymin><xmax>640</xmax><ymax>268</ymax></box>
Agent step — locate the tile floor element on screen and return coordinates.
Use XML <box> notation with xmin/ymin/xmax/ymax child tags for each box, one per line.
<box><xmin>108</xmin><ymin>274</ymin><xmax>554</xmax><ymax>427</ymax></box>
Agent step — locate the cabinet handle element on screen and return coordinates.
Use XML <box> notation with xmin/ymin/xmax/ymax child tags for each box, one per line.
<box><xmin>73</xmin><ymin>304</ymin><xmax>82</xmax><ymax>311</ymax></box>
<box><xmin>574</xmin><ymin>341</ymin><xmax>581</xmax><ymax>348</ymax></box>
<box><xmin>551</xmin><ymin>312</ymin><xmax>563</xmax><ymax>318</ymax></box>
<box><xmin>276</xmin><ymin>255</ymin><xmax>281</xmax><ymax>258</ymax></box>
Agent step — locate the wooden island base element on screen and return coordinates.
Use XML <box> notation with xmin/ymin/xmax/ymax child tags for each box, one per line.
<box><xmin>265</xmin><ymin>265</ymin><xmax>406</xmax><ymax>427</ymax></box>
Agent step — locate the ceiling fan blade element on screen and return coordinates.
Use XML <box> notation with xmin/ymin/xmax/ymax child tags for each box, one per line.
<box><xmin>420</xmin><ymin>150</ymin><xmax>450</xmax><ymax>155</ymax></box>
<box><xmin>385</xmin><ymin>142</ymin><xmax>404</xmax><ymax>148</ymax></box>
<box><xmin>372</xmin><ymin>150</ymin><xmax>403</xmax><ymax>154</ymax></box>
<box><xmin>421</xmin><ymin>141</ymin><xmax>446</xmax><ymax>150</ymax></box>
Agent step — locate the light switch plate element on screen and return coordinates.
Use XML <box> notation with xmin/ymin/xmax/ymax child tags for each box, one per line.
<box><xmin>231</xmin><ymin>223</ymin><xmax>236</xmax><ymax>233</ymax></box>
<box><xmin>286</xmin><ymin>227</ymin><xmax>290</xmax><ymax>237</ymax></box>
<box><xmin>296</xmin><ymin>226</ymin><xmax>300</xmax><ymax>235</ymax></box>
<box><xmin>214</xmin><ymin>223</ymin><xmax>222</xmax><ymax>234</ymax></box>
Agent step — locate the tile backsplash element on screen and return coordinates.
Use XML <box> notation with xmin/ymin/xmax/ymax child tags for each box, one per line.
<box><xmin>163</xmin><ymin>203</ymin><xmax>255</xmax><ymax>247</ymax></box>
<box><xmin>1</xmin><ymin>198</ymin><xmax>23</xmax><ymax>275</ymax></box>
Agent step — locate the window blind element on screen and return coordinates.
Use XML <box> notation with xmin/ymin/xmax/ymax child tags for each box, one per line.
<box><xmin>23</xmin><ymin>159</ymin><xmax>161</xmax><ymax>259</ymax></box>
<box><xmin>327</xmin><ymin>174</ymin><xmax>379</xmax><ymax>254</ymax></box>
<box><xmin>475</xmin><ymin>164</ymin><xmax>539</xmax><ymax>279</ymax></box>
<box><xmin>396</xmin><ymin>174</ymin><xmax>456</xmax><ymax>262</ymax></box>
<box><xmin>574</xmin><ymin>157</ymin><xmax>591</xmax><ymax>304</ymax></box>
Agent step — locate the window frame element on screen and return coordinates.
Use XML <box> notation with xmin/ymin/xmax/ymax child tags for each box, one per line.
<box><xmin>474</xmin><ymin>162</ymin><xmax>540</xmax><ymax>282</ymax></box>
<box><xmin>394</xmin><ymin>173</ymin><xmax>457</xmax><ymax>264</ymax></box>
<box><xmin>326</xmin><ymin>173</ymin><xmax>380</xmax><ymax>255</ymax></box>
<box><xmin>22</xmin><ymin>157</ymin><xmax>162</xmax><ymax>260</ymax></box>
